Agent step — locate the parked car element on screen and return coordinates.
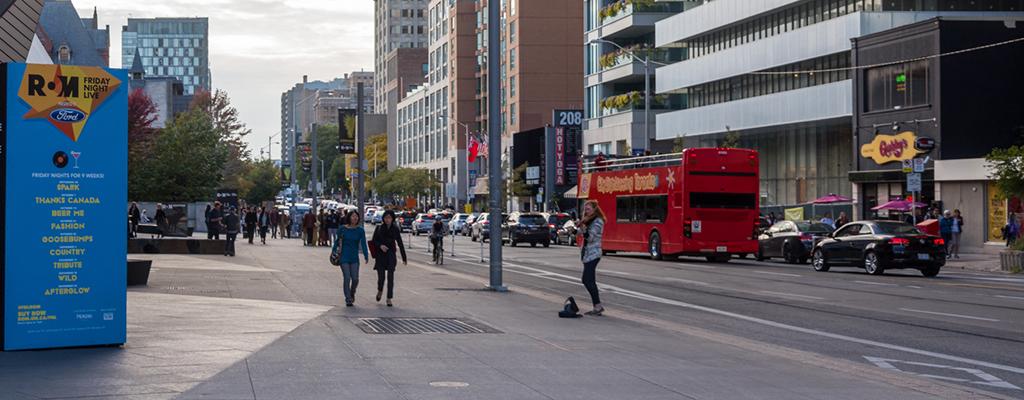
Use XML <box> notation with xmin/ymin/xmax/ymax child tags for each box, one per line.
<box><xmin>502</xmin><ymin>212</ymin><xmax>550</xmax><ymax>247</ymax></box>
<box><xmin>462</xmin><ymin>213</ymin><xmax>479</xmax><ymax>236</ymax></box>
<box><xmin>396</xmin><ymin>211</ymin><xmax>417</xmax><ymax>232</ymax></box>
<box><xmin>555</xmin><ymin>220</ymin><xmax>578</xmax><ymax>246</ymax></box>
<box><xmin>757</xmin><ymin>221</ymin><xmax>834</xmax><ymax>264</ymax></box>
<box><xmin>364</xmin><ymin>206</ymin><xmax>378</xmax><ymax>223</ymax></box>
<box><xmin>412</xmin><ymin>214</ymin><xmax>436</xmax><ymax>235</ymax></box>
<box><xmin>471</xmin><ymin>213</ymin><xmax>507</xmax><ymax>242</ymax></box>
<box><xmin>545</xmin><ymin>213</ymin><xmax>572</xmax><ymax>244</ymax></box>
<box><xmin>811</xmin><ymin>221</ymin><xmax>946</xmax><ymax>277</ymax></box>
<box><xmin>449</xmin><ymin>213</ymin><xmax>470</xmax><ymax>234</ymax></box>
<box><xmin>370</xmin><ymin>208</ymin><xmax>385</xmax><ymax>224</ymax></box>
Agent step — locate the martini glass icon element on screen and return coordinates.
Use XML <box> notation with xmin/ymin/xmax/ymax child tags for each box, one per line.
<box><xmin>70</xmin><ymin>151</ymin><xmax>81</xmax><ymax>169</ymax></box>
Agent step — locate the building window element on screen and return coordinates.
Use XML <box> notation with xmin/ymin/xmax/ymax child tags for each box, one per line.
<box><xmin>865</xmin><ymin>60</ymin><xmax>929</xmax><ymax>112</ymax></box>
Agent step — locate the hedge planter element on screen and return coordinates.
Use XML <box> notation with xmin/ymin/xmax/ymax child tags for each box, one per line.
<box><xmin>1000</xmin><ymin>250</ymin><xmax>1024</xmax><ymax>273</ymax></box>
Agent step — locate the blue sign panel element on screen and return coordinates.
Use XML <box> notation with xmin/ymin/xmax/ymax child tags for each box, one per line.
<box><xmin>1</xmin><ymin>63</ymin><xmax>127</xmax><ymax>350</ymax></box>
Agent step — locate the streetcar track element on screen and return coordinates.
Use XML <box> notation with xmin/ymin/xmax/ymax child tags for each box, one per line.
<box><xmin>430</xmin><ymin>242</ymin><xmax>1024</xmax><ymax>344</ymax></box>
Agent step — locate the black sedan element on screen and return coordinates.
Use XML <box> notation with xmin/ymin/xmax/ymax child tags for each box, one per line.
<box><xmin>756</xmin><ymin>221</ymin><xmax>834</xmax><ymax>264</ymax></box>
<box><xmin>502</xmin><ymin>212</ymin><xmax>550</xmax><ymax>247</ymax></box>
<box><xmin>811</xmin><ymin>221</ymin><xmax>946</xmax><ymax>277</ymax></box>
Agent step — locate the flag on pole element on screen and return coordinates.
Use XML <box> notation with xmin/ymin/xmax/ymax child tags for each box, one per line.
<box><xmin>468</xmin><ymin>135</ymin><xmax>480</xmax><ymax>163</ymax></box>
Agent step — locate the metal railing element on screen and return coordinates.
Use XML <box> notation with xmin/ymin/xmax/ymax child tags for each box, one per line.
<box><xmin>581</xmin><ymin>152</ymin><xmax>684</xmax><ymax>173</ymax></box>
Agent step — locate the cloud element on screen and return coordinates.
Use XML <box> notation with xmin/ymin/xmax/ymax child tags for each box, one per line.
<box><xmin>74</xmin><ymin>0</ymin><xmax>373</xmax><ymax>156</ymax></box>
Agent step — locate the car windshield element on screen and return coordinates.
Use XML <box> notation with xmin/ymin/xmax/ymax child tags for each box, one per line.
<box><xmin>795</xmin><ymin>222</ymin><xmax>834</xmax><ymax>232</ymax></box>
<box><xmin>874</xmin><ymin>222</ymin><xmax>922</xmax><ymax>235</ymax></box>
<box><xmin>519</xmin><ymin>215</ymin><xmax>546</xmax><ymax>225</ymax></box>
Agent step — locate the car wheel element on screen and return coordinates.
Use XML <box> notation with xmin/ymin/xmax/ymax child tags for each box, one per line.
<box><xmin>783</xmin><ymin>244</ymin><xmax>798</xmax><ymax>264</ymax></box>
<box><xmin>921</xmin><ymin>266</ymin><xmax>940</xmax><ymax>277</ymax></box>
<box><xmin>864</xmin><ymin>252</ymin><xmax>884</xmax><ymax>275</ymax></box>
<box><xmin>648</xmin><ymin>231</ymin><xmax>663</xmax><ymax>261</ymax></box>
<box><xmin>812</xmin><ymin>249</ymin><xmax>830</xmax><ymax>272</ymax></box>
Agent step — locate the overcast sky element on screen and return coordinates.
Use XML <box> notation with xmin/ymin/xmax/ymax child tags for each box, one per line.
<box><xmin>74</xmin><ymin>0</ymin><xmax>374</xmax><ymax>159</ymax></box>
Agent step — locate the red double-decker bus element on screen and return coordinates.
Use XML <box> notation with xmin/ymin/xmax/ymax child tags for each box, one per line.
<box><xmin>577</xmin><ymin>148</ymin><xmax>760</xmax><ymax>262</ymax></box>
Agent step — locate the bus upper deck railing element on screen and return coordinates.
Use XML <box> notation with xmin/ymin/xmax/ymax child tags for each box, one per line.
<box><xmin>581</xmin><ymin>152</ymin><xmax>684</xmax><ymax>173</ymax></box>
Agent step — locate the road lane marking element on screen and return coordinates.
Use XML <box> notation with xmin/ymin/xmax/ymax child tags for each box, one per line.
<box><xmin>855</xmin><ymin>280</ymin><xmax>898</xmax><ymax>286</ymax></box>
<box><xmin>674</xmin><ymin>262</ymin><xmax>718</xmax><ymax>269</ymax></box>
<box><xmin>899</xmin><ymin>308</ymin><xmax>1000</xmax><ymax>322</ymax></box>
<box><xmin>753</xmin><ymin>271</ymin><xmax>802</xmax><ymax>277</ymax></box>
<box><xmin>946</xmin><ymin>275</ymin><xmax>1024</xmax><ymax>284</ymax></box>
<box><xmin>907</xmin><ymin>286</ymin><xmax>923</xmax><ymax>289</ymax></box>
<box><xmin>864</xmin><ymin>356</ymin><xmax>1021</xmax><ymax>390</ymax></box>
<box><xmin>439</xmin><ymin>255</ymin><xmax>1024</xmax><ymax>376</ymax></box>
<box><xmin>758</xmin><ymin>291</ymin><xmax>824</xmax><ymax>301</ymax></box>
<box><xmin>996</xmin><ymin>295</ymin><xmax>1024</xmax><ymax>301</ymax></box>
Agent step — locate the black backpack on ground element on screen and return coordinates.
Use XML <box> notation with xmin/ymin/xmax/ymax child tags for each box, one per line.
<box><xmin>558</xmin><ymin>296</ymin><xmax>581</xmax><ymax>318</ymax></box>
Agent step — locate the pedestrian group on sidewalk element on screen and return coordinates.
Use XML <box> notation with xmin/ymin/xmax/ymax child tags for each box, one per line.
<box><xmin>330</xmin><ymin>209</ymin><xmax>407</xmax><ymax>307</ymax></box>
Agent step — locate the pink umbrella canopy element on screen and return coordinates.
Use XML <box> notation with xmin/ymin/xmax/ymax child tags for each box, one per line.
<box><xmin>811</xmin><ymin>194</ymin><xmax>853</xmax><ymax>204</ymax></box>
<box><xmin>871</xmin><ymin>200</ymin><xmax>927</xmax><ymax>212</ymax></box>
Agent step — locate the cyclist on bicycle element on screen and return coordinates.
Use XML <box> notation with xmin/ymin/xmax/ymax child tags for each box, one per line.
<box><xmin>430</xmin><ymin>217</ymin><xmax>447</xmax><ymax>258</ymax></box>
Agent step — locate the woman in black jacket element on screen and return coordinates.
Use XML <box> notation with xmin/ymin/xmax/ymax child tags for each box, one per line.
<box><xmin>372</xmin><ymin>210</ymin><xmax>407</xmax><ymax>307</ymax></box>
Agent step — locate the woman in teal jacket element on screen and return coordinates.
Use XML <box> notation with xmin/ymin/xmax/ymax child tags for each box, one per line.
<box><xmin>334</xmin><ymin>210</ymin><xmax>369</xmax><ymax>306</ymax></box>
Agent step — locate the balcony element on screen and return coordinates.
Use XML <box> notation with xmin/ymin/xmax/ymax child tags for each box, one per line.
<box><xmin>586</xmin><ymin>46</ymin><xmax>682</xmax><ymax>87</ymax></box>
<box><xmin>586</xmin><ymin>0</ymin><xmax>682</xmax><ymax>42</ymax></box>
<box><xmin>655</xmin><ymin>80</ymin><xmax>852</xmax><ymax>140</ymax></box>
<box><xmin>655</xmin><ymin>0</ymin><xmax>804</xmax><ymax>46</ymax></box>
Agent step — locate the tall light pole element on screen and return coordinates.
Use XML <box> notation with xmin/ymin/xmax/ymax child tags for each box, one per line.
<box><xmin>486</xmin><ymin>0</ymin><xmax>505</xmax><ymax>291</ymax></box>
<box><xmin>589</xmin><ymin>39</ymin><xmax>665</xmax><ymax>153</ymax></box>
<box><xmin>266</xmin><ymin>131</ymin><xmax>280</xmax><ymax>160</ymax></box>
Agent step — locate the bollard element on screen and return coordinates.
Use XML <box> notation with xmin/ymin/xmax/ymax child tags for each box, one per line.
<box><xmin>451</xmin><ymin>229</ymin><xmax>457</xmax><ymax>258</ymax></box>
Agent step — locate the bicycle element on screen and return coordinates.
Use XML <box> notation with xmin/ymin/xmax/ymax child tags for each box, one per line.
<box><xmin>432</xmin><ymin>234</ymin><xmax>444</xmax><ymax>265</ymax></box>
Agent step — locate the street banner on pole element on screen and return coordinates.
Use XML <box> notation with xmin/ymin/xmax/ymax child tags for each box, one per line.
<box><xmin>1</xmin><ymin>63</ymin><xmax>128</xmax><ymax>350</ymax></box>
<box><xmin>299</xmin><ymin>142</ymin><xmax>312</xmax><ymax>171</ymax></box>
<box><xmin>338</xmin><ymin>109</ymin><xmax>355</xmax><ymax>154</ymax></box>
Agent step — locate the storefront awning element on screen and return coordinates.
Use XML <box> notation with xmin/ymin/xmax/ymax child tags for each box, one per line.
<box><xmin>564</xmin><ymin>185</ymin><xmax>580</xmax><ymax>199</ymax></box>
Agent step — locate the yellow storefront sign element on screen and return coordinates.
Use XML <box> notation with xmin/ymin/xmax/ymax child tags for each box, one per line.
<box><xmin>988</xmin><ymin>182</ymin><xmax>1007</xmax><ymax>242</ymax></box>
<box><xmin>785</xmin><ymin>207</ymin><xmax>804</xmax><ymax>221</ymax></box>
<box><xmin>860</xmin><ymin>131</ymin><xmax>923</xmax><ymax>165</ymax></box>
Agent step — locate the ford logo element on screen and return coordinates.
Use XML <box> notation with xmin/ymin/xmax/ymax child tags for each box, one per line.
<box><xmin>49</xmin><ymin>108</ymin><xmax>86</xmax><ymax>123</ymax></box>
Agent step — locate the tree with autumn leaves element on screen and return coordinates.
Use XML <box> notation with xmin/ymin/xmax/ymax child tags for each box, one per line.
<box><xmin>128</xmin><ymin>88</ymin><xmax>278</xmax><ymax>203</ymax></box>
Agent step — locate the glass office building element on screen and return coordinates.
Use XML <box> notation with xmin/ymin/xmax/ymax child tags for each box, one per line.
<box><xmin>122</xmin><ymin>17</ymin><xmax>210</xmax><ymax>95</ymax></box>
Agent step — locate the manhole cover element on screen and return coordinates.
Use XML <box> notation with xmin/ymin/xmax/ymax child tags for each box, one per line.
<box><xmin>430</xmin><ymin>381</ymin><xmax>469</xmax><ymax>388</ymax></box>
<box><xmin>350</xmin><ymin>317</ymin><xmax>501</xmax><ymax>334</ymax></box>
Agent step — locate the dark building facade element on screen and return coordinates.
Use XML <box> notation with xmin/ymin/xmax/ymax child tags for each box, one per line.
<box><xmin>851</xmin><ymin>17</ymin><xmax>1024</xmax><ymax>250</ymax></box>
<box><xmin>0</xmin><ymin>0</ymin><xmax>43</xmax><ymax>63</ymax></box>
<box><xmin>36</xmin><ymin>1</ymin><xmax>109</xmax><ymax>66</ymax></box>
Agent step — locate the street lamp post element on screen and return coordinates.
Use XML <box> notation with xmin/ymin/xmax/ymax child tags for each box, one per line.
<box><xmin>589</xmin><ymin>39</ymin><xmax>664</xmax><ymax>153</ymax></box>
<box><xmin>438</xmin><ymin>114</ymin><xmax>472</xmax><ymax>211</ymax></box>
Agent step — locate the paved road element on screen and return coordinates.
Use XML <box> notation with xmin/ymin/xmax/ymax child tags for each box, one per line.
<box><xmin>420</xmin><ymin>231</ymin><xmax>1024</xmax><ymax>398</ymax></box>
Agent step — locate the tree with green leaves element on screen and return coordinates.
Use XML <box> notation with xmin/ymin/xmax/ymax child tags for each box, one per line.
<box><xmin>131</xmin><ymin>108</ymin><xmax>229</xmax><ymax>201</ymax></box>
<box><xmin>191</xmin><ymin>90</ymin><xmax>252</xmax><ymax>190</ymax></box>
<box><xmin>987</xmin><ymin>143</ymin><xmax>1024</xmax><ymax>201</ymax></box>
<box><xmin>371</xmin><ymin>168</ymin><xmax>439</xmax><ymax>201</ymax></box>
<box><xmin>241</xmin><ymin>159</ymin><xmax>282</xmax><ymax>205</ymax></box>
<box><xmin>721</xmin><ymin>130</ymin><xmax>741</xmax><ymax>148</ymax></box>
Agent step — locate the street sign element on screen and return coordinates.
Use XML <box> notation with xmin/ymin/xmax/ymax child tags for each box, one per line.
<box><xmin>901</xmin><ymin>160</ymin><xmax>913</xmax><ymax>173</ymax></box>
<box><xmin>526</xmin><ymin>166</ymin><xmax>540</xmax><ymax>180</ymax></box>
<box><xmin>913</xmin><ymin>158</ymin><xmax>926</xmax><ymax>173</ymax></box>
<box><xmin>907</xmin><ymin>173</ymin><xmax>922</xmax><ymax>192</ymax></box>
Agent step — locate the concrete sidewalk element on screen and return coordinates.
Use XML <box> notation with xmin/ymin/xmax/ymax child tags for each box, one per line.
<box><xmin>0</xmin><ymin>238</ymin><xmax>1012</xmax><ymax>399</ymax></box>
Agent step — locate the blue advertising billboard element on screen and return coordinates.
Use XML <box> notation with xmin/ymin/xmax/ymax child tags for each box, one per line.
<box><xmin>1</xmin><ymin>63</ymin><xmax>127</xmax><ymax>350</ymax></box>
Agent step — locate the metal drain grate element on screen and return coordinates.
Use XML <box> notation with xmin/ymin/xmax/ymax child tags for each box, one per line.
<box><xmin>351</xmin><ymin>317</ymin><xmax>502</xmax><ymax>334</ymax></box>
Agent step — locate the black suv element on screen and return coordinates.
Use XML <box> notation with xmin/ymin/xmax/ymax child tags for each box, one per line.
<box><xmin>503</xmin><ymin>212</ymin><xmax>550</xmax><ymax>247</ymax></box>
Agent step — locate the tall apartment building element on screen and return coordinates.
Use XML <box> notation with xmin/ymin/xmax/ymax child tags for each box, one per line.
<box><xmin>374</xmin><ymin>0</ymin><xmax>429</xmax><ymax>115</ymax></box>
<box><xmin>383</xmin><ymin>47</ymin><xmax>428</xmax><ymax>170</ymax></box>
<box><xmin>36</xmin><ymin>1</ymin><xmax>110</xmax><ymax>67</ymax></box>
<box><xmin>122</xmin><ymin>17</ymin><xmax>210</xmax><ymax>95</ymax></box>
<box><xmin>474</xmin><ymin>0</ymin><xmax>583</xmax><ymax>141</ymax></box>
<box><xmin>582</xmin><ymin>0</ymin><xmax>691</xmax><ymax>156</ymax></box>
<box><xmin>280</xmin><ymin>73</ymin><xmax>375</xmax><ymax>168</ymax></box>
<box><xmin>654</xmin><ymin>0</ymin><xmax>1024</xmax><ymax>208</ymax></box>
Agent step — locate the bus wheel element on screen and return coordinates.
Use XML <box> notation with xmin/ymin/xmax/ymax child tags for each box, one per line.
<box><xmin>648</xmin><ymin>232</ymin><xmax>663</xmax><ymax>261</ymax></box>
